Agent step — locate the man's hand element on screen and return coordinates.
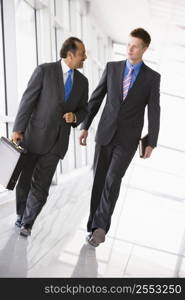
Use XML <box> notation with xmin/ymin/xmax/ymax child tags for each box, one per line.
<box><xmin>11</xmin><ymin>131</ymin><xmax>23</xmax><ymax>144</ymax></box>
<box><xmin>63</xmin><ymin>112</ymin><xmax>75</xmax><ymax>123</ymax></box>
<box><xmin>79</xmin><ymin>129</ymin><xmax>88</xmax><ymax>146</ymax></box>
<box><xmin>143</xmin><ymin>145</ymin><xmax>153</xmax><ymax>159</ymax></box>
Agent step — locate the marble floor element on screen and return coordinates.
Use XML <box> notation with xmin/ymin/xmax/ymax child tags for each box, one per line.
<box><xmin>0</xmin><ymin>146</ymin><xmax>185</xmax><ymax>278</ymax></box>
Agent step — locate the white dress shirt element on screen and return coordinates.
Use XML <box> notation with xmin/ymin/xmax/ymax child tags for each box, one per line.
<box><xmin>61</xmin><ymin>59</ymin><xmax>74</xmax><ymax>84</ymax></box>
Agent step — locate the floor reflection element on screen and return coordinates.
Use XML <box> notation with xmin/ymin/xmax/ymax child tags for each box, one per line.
<box><xmin>174</xmin><ymin>228</ymin><xmax>185</xmax><ymax>277</ymax></box>
<box><xmin>0</xmin><ymin>228</ymin><xmax>28</xmax><ymax>277</ymax></box>
<box><xmin>71</xmin><ymin>244</ymin><xmax>98</xmax><ymax>278</ymax></box>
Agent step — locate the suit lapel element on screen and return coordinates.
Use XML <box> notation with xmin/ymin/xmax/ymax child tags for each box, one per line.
<box><xmin>57</xmin><ymin>63</ymin><xmax>79</xmax><ymax>104</ymax></box>
<box><xmin>131</xmin><ymin>62</ymin><xmax>147</xmax><ymax>90</ymax></box>
<box><xmin>119</xmin><ymin>60</ymin><xmax>126</xmax><ymax>101</ymax></box>
<box><xmin>56</xmin><ymin>60</ymin><xmax>65</xmax><ymax>102</ymax></box>
<box><xmin>124</xmin><ymin>63</ymin><xmax>147</xmax><ymax>102</ymax></box>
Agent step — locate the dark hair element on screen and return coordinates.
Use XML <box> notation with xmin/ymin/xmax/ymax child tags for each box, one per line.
<box><xmin>60</xmin><ymin>37</ymin><xmax>83</xmax><ymax>58</ymax></box>
<box><xmin>130</xmin><ymin>28</ymin><xmax>151</xmax><ymax>47</ymax></box>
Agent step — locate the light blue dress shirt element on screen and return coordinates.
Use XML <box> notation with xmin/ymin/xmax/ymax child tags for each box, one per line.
<box><xmin>123</xmin><ymin>60</ymin><xmax>143</xmax><ymax>89</ymax></box>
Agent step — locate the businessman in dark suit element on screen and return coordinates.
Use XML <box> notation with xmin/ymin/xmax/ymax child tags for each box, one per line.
<box><xmin>12</xmin><ymin>37</ymin><xmax>88</xmax><ymax>237</ymax></box>
<box><xmin>79</xmin><ymin>28</ymin><xmax>160</xmax><ymax>247</ymax></box>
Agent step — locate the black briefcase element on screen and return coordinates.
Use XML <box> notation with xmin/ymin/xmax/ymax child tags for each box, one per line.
<box><xmin>0</xmin><ymin>136</ymin><xmax>26</xmax><ymax>190</ymax></box>
<box><xmin>139</xmin><ymin>134</ymin><xmax>148</xmax><ymax>158</ymax></box>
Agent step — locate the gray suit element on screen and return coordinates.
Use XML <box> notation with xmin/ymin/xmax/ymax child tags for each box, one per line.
<box><xmin>14</xmin><ymin>60</ymin><xmax>88</xmax><ymax>227</ymax></box>
<box><xmin>82</xmin><ymin>60</ymin><xmax>160</xmax><ymax>147</ymax></box>
<box><xmin>13</xmin><ymin>60</ymin><xmax>88</xmax><ymax>158</ymax></box>
<box><xmin>81</xmin><ymin>60</ymin><xmax>160</xmax><ymax>233</ymax></box>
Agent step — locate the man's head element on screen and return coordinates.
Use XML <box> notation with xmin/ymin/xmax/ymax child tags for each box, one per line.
<box><xmin>60</xmin><ymin>37</ymin><xmax>87</xmax><ymax>69</ymax></box>
<box><xmin>126</xmin><ymin>28</ymin><xmax>151</xmax><ymax>64</ymax></box>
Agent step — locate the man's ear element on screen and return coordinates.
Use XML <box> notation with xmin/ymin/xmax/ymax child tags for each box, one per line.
<box><xmin>143</xmin><ymin>46</ymin><xmax>148</xmax><ymax>53</ymax></box>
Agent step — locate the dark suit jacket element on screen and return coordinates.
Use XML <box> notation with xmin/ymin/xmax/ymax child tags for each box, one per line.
<box><xmin>81</xmin><ymin>60</ymin><xmax>160</xmax><ymax>148</ymax></box>
<box><xmin>13</xmin><ymin>60</ymin><xmax>88</xmax><ymax>158</ymax></box>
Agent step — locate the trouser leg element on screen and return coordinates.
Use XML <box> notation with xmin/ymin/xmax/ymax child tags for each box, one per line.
<box><xmin>92</xmin><ymin>144</ymin><xmax>136</xmax><ymax>233</ymax></box>
<box><xmin>87</xmin><ymin>143</ymin><xmax>114</xmax><ymax>232</ymax></box>
<box><xmin>16</xmin><ymin>153</ymin><xmax>38</xmax><ymax>216</ymax></box>
<box><xmin>21</xmin><ymin>152</ymin><xmax>60</xmax><ymax>227</ymax></box>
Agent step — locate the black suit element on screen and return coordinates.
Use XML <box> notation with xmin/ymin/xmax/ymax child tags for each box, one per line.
<box><xmin>81</xmin><ymin>60</ymin><xmax>160</xmax><ymax>233</ymax></box>
<box><xmin>13</xmin><ymin>60</ymin><xmax>88</xmax><ymax>227</ymax></box>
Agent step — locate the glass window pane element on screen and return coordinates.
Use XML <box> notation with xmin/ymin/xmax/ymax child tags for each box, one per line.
<box><xmin>159</xmin><ymin>94</ymin><xmax>185</xmax><ymax>151</ymax></box>
<box><xmin>0</xmin><ymin>1</ymin><xmax>6</xmax><ymax>137</ymax></box>
<box><xmin>74</xmin><ymin>128</ymin><xmax>82</xmax><ymax>168</ymax></box>
<box><xmin>62</xmin><ymin>130</ymin><xmax>76</xmax><ymax>173</ymax></box>
<box><xmin>14</xmin><ymin>0</ymin><xmax>37</xmax><ymax>102</ymax></box>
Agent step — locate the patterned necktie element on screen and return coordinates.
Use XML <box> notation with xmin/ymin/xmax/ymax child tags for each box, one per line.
<box><xmin>123</xmin><ymin>66</ymin><xmax>134</xmax><ymax>100</ymax></box>
<box><xmin>64</xmin><ymin>69</ymin><xmax>73</xmax><ymax>101</ymax></box>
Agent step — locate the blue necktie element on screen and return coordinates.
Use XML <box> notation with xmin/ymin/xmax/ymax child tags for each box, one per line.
<box><xmin>64</xmin><ymin>69</ymin><xmax>73</xmax><ymax>101</ymax></box>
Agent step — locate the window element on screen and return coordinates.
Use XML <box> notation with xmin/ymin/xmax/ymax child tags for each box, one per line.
<box><xmin>0</xmin><ymin>0</ymin><xmax>7</xmax><ymax>138</ymax></box>
<box><xmin>53</xmin><ymin>0</ymin><xmax>64</xmax><ymax>61</ymax></box>
<box><xmin>14</xmin><ymin>0</ymin><xmax>37</xmax><ymax>102</ymax></box>
<box><xmin>67</xmin><ymin>0</ymin><xmax>72</xmax><ymax>32</ymax></box>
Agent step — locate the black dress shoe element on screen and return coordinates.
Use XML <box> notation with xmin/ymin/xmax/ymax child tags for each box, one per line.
<box><xmin>15</xmin><ymin>215</ymin><xmax>22</xmax><ymax>228</ymax></box>
<box><xmin>88</xmin><ymin>228</ymin><xmax>106</xmax><ymax>247</ymax></box>
<box><xmin>20</xmin><ymin>224</ymin><xmax>31</xmax><ymax>237</ymax></box>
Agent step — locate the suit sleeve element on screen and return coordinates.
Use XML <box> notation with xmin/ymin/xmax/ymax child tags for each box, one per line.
<box><xmin>147</xmin><ymin>73</ymin><xmax>161</xmax><ymax>147</ymax></box>
<box><xmin>71</xmin><ymin>78</ymin><xmax>89</xmax><ymax>128</ymax></box>
<box><xmin>13</xmin><ymin>65</ymin><xmax>43</xmax><ymax>133</ymax></box>
<box><xmin>80</xmin><ymin>63</ymin><xmax>108</xmax><ymax>130</ymax></box>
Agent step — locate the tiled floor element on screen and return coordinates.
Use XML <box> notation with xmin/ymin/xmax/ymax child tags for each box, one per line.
<box><xmin>0</xmin><ymin>146</ymin><xmax>185</xmax><ymax>278</ymax></box>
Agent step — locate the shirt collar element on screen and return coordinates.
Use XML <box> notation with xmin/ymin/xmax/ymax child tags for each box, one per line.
<box><xmin>61</xmin><ymin>59</ymin><xmax>72</xmax><ymax>74</ymax></box>
<box><xmin>126</xmin><ymin>59</ymin><xmax>143</xmax><ymax>72</ymax></box>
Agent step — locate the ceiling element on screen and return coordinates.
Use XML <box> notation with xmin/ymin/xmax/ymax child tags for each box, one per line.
<box><xmin>88</xmin><ymin>0</ymin><xmax>185</xmax><ymax>45</ymax></box>
<box><xmin>87</xmin><ymin>0</ymin><xmax>185</xmax><ymax>97</ymax></box>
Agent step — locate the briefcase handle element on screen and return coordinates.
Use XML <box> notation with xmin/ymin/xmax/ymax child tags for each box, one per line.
<box><xmin>0</xmin><ymin>136</ymin><xmax>26</xmax><ymax>153</ymax></box>
<box><xmin>12</xmin><ymin>140</ymin><xmax>24</xmax><ymax>151</ymax></box>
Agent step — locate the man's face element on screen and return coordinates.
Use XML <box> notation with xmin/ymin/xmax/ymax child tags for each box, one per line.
<box><xmin>69</xmin><ymin>42</ymin><xmax>87</xmax><ymax>69</ymax></box>
<box><xmin>126</xmin><ymin>36</ymin><xmax>147</xmax><ymax>63</ymax></box>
